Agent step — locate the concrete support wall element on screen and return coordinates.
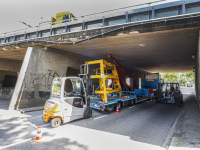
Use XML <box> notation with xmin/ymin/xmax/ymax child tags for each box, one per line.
<box><xmin>132</xmin><ymin>69</ymin><xmax>150</xmax><ymax>89</ymax></box>
<box><xmin>9</xmin><ymin>47</ymin><xmax>92</xmax><ymax>110</ymax></box>
<box><xmin>195</xmin><ymin>30</ymin><xmax>200</xmax><ymax>108</ymax></box>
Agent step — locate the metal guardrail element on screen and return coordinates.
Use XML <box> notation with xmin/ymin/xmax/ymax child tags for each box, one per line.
<box><xmin>0</xmin><ymin>0</ymin><xmax>178</xmax><ymax>38</ymax></box>
<box><xmin>1</xmin><ymin>0</ymin><xmax>200</xmax><ymax>44</ymax></box>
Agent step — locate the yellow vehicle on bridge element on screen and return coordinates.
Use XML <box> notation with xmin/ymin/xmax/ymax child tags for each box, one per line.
<box><xmin>51</xmin><ymin>11</ymin><xmax>76</xmax><ymax>25</ymax></box>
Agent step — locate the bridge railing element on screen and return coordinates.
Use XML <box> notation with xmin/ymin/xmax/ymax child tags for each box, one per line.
<box><xmin>1</xmin><ymin>0</ymin><xmax>200</xmax><ymax>44</ymax></box>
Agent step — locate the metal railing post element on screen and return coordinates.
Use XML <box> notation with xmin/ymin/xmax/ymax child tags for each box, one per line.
<box><xmin>102</xmin><ymin>16</ymin><xmax>105</xmax><ymax>27</ymax></box>
<box><xmin>65</xmin><ymin>23</ymin><xmax>67</xmax><ymax>32</ymax></box>
<box><xmin>82</xmin><ymin>21</ymin><xmax>85</xmax><ymax>30</ymax></box>
<box><xmin>24</xmin><ymin>31</ymin><xmax>27</xmax><ymax>39</ymax></box>
<box><xmin>14</xmin><ymin>34</ymin><xmax>16</xmax><ymax>41</ymax></box>
<box><xmin>182</xmin><ymin>1</ymin><xmax>186</xmax><ymax>14</ymax></box>
<box><xmin>4</xmin><ymin>34</ymin><xmax>6</xmax><ymax>43</ymax></box>
<box><xmin>152</xmin><ymin>7</ymin><xmax>155</xmax><ymax>19</ymax></box>
<box><xmin>36</xmin><ymin>29</ymin><xmax>39</xmax><ymax>37</ymax></box>
<box><xmin>126</xmin><ymin>11</ymin><xmax>128</xmax><ymax>23</ymax></box>
<box><xmin>50</xmin><ymin>26</ymin><xmax>52</xmax><ymax>35</ymax></box>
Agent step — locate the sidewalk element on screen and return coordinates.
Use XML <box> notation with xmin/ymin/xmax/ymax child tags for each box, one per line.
<box><xmin>169</xmin><ymin>94</ymin><xmax>200</xmax><ymax>150</ymax></box>
<box><xmin>0</xmin><ymin>109</ymin><xmax>22</xmax><ymax>119</ymax></box>
<box><xmin>0</xmin><ymin>97</ymin><xmax>43</xmax><ymax>119</ymax></box>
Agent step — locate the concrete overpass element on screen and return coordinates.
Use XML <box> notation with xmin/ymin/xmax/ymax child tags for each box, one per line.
<box><xmin>0</xmin><ymin>0</ymin><xmax>200</xmax><ymax>110</ymax></box>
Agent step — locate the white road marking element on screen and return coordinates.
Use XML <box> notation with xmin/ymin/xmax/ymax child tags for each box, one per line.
<box><xmin>129</xmin><ymin>106</ymin><xmax>135</xmax><ymax>108</ymax></box>
<box><xmin>94</xmin><ymin>115</ymin><xmax>107</xmax><ymax>120</ymax></box>
<box><xmin>0</xmin><ymin>138</ymin><xmax>31</xmax><ymax>150</ymax></box>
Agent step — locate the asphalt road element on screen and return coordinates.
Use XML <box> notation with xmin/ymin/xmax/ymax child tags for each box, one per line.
<box><xmin>0</xmin><ymin>87</ymin><xmax>194</xmax><ymax>150</ymax></box>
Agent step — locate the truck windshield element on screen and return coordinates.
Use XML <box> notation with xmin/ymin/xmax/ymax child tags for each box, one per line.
<box><xmin>51</xmin><ymin>80</ymin><xmax>62</xmax><ymax>98</ymax></box>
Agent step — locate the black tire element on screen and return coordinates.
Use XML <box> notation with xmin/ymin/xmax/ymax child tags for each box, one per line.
<box><xmin>115</xmin><ymin>102</ymin><xmax>122</xmax><ymax>111</ymax></box>
<box><xmin>83</xmin><ymin>107</ymin><xmax>92</xmax><ymax>119</ymax></box>
<box><xmin>51</xmin><ymin>118</ymin><xmax>61</xmax><ymax>128</ymax></box>
<box><xmin>180</xmin><ymin>100</ymin><xmax>183</xmax><ymax>106</ymax></box>
<box><xmin>128</xmin><ymin>100</ymin><xmax>134</xmax><ymax>106</ymax></box>
<box><xmin>163</xmin><ymin>99</ymin><xmax>167</xmax><ymax>104</ymax></box>
<box><xmin>155</xmin><ymin>97</ymin><xmax>159</xmax><ymax>103</ymax></box>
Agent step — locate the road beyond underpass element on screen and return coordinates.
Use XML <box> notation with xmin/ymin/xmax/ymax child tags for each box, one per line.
<box><xmin>0</xmin><ymin>87</ymin><xmax>193</xmax><ymax>150</ymax></box>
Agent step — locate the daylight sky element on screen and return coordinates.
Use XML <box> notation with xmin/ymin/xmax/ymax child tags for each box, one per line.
<box><xmin>0</xmin><ymin>0</ymin><xmax>177</xmax><ymax>34</ymax></box>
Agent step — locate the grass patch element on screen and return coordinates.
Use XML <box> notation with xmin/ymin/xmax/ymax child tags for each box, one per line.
<box><xmin>176</xmin><ymin>140</ymin><xmax>180</xmax><ymax>147</ymax></box>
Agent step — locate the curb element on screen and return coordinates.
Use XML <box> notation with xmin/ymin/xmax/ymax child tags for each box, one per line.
<box><xmin>20</xmin><ymin>106</ymin><xmax>44</xmax><ymax>113</ymax></box>
<box><xmin>0</xmin><ymin>106</ymin><xmax>44</xmax><ymax>119</ymax></box>
<box><xmin>161</xmin><ymin>94</ymin><xmax>191</xmax><ymax>149</ymax></box>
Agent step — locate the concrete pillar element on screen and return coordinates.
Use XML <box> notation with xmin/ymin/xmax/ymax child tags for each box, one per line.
<box><xmin>9</xmin><ymin>47</ymin><xmax>92</xmax><ymax>110</ymax></box>
<box><xmin>9</xmin><ymin>48</ymin><xmax>33</xmax><ymax>110</ymax></box>
<box><xmin>196</xmin><ymin>30</ymin><xmax>200</xmax><ymax>109</ymax></box>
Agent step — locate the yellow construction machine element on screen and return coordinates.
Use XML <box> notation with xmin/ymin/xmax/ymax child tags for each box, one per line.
<box><xmin>51</xmin><ymin>11</ymin><xmax>76</xmax><ymax>25</ymax></box>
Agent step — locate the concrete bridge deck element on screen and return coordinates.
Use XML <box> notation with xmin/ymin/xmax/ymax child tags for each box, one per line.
<box><xmin>1</xmin><ymin>0</ymin><xmax>200</xmax><ymax>45</ymax></box>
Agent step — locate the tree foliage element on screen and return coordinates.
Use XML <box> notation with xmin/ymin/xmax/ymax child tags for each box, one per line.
<box><xmin>162</xmin><ymin>73</ymin><xmax>179</xmax><ymax>82</ymax></box>
<box><xmin>162</xmin><ymin>72</ymin><xmax>194</xmax><ymax>85</ymax></box>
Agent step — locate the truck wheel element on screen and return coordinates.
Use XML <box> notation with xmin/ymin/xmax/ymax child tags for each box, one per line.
<box><xmin>129</xmin><ymin>100</ymin><xmax>134</xmax><ymax>106</ymax></box>
<box><xmin>115</xmin><ymin>102</ymin><xmax>121</xmax><ymax>111</ymax></box>
<box><xmin>155</xmin><ymin>98</ymin><xmax>159</xmax><ymax>103</ymax></box>
<box><xmin>84</xmin><ymin>107</ymin><xmax>92</xmax><ymax>119</ymax></box>
<box><xmin>51</xmin><ymin>118</ymin><xmax>61</xmax><ymax>128</ymax></box>
<box><xmin>180</xmin><ymin>100</ymin><xmax>183</xmax><ymax>106</ymax></box>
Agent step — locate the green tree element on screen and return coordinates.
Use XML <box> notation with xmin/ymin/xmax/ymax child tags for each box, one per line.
<box><xmin>185</xmin><ymin>72</ymin><xmax>194</xmax><ymax>83</ymax></box>
<box><xmin>179</xmin><ymin>73</ymin><xmax>187</xmax><ymax>86</ymax></box>
<box><xmin>162</xmin><ymin>73</ymin><xmax>179</xmax><ymax>82</ymax></box>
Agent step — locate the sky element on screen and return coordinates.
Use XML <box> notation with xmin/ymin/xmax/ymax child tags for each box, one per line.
<box><xmin>0</xmin><ymin>0</ymin><xmax>177</xmax><ymax>34</ymax></box>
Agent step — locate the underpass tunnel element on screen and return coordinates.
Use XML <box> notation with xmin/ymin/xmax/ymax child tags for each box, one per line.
<box><xmin>0</xmin><ymin>48</ymin><xmax>25</xmax><ymax>110</ymax></box>
<box><xmin>0</xmin><ymin>71</ymin><xmax>20</xmax><ymax>110</ymax></box>
<box><xmin>1</xmin><ymin>24</ymin><xmax>200</xmax><ymax>110</ymax></box>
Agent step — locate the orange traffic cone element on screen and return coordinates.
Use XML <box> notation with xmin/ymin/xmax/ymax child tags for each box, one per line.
<box><xmin>32</xmin><ymin>124</ymin><xmax>42</xmax><ymax>143</ymax></box>
<box><xmin>115</xmin><ymin>105</ymin><xmax>120</xmax><ymax>113</ymax></box>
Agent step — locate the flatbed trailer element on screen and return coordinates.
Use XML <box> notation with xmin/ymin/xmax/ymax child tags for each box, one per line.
<box><xmin>90</xmin><ymin>91</ymin><xmax>150</xmax><ymax>111</ymax></box>
<box><xmin>136</xmin><ymin>96</ymin><xmax>150</xmax><ymax>102</ymax></box>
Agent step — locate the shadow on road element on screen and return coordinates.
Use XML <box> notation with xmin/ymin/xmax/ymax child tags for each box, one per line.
<box><xmin>0</xmin><ymin>93</ymin><xmax>195</xmax><ymax>150</ymax></box>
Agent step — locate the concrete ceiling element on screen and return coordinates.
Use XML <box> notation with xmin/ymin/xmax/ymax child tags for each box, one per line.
<box><xmin>0</xmin><ymin>49</ymin><xmax>26</xmax><ymax>61</ymax></box>
<box><xmin>47</xmin><ymin>27</ymin><xmax>199</xmax><ymax>73</ymax></box>
<box><xmin>0</xmin><ymin>27</ymin><xmax>199</xmax><ymax>73</ymax></box>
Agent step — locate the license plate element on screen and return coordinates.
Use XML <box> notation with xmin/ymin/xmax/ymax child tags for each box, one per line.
<box><xmin>45</xmin><ymin>107</ymin><xmax>49</xmax><ymax>110</ymax></box>
<box><xmin>90</xmin><ymin>103</ymin><xmax>94</xmax><ymax>106</ymax></box>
